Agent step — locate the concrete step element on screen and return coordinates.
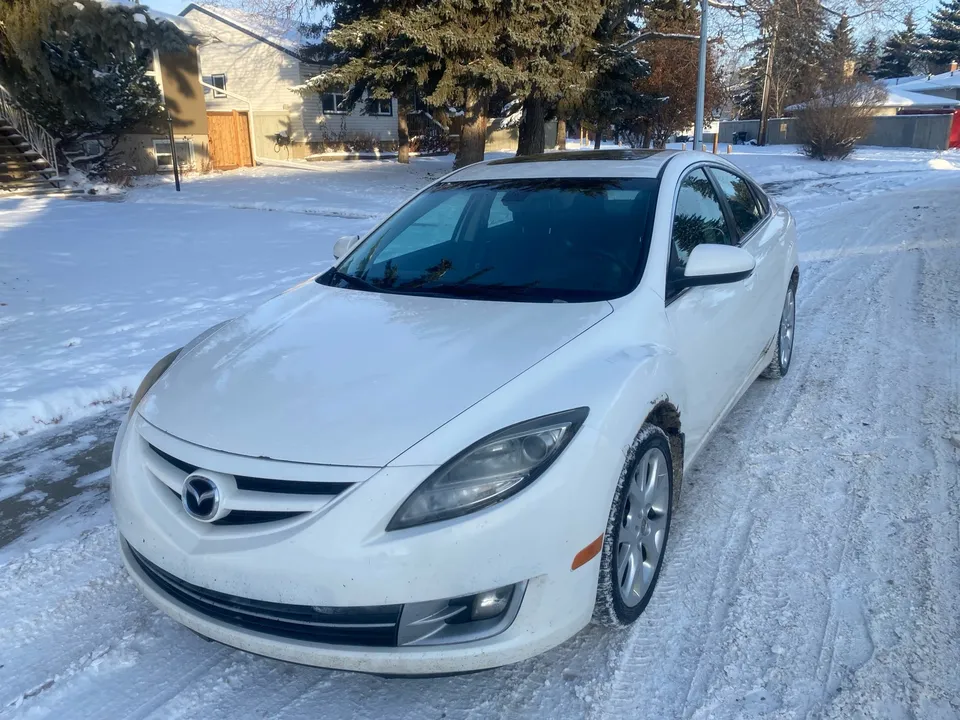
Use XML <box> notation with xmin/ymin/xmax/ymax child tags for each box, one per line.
<box><xmin>0</xmin><ymin>162</ymin><xmax>51</xmax><ymax>173</ymax></box>
<box><xmin>0</xmin><ymin>175</ymin><xmax>59</xmax><ymax>188</ymax></box>
<box><xmin>0</xmin><ymin>186</ymin><xmax>78</xmax><ymax>198</ymax></box>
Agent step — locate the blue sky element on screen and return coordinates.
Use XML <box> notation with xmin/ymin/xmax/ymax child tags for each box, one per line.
<box><xmin>148</xmin><ymin>1</ymin><xmax>947</xmax><ymax>35</ymax></box>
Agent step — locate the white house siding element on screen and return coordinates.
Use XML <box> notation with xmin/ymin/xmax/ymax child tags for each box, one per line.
<box><xmin>183</xmin><ymin>9</ymin><xmax>308</xmax><ymax>140</ymax></box>
<box><xmin>183</xmin><ymin>9</ymin><xmax>399</xmax><ymax>145</ymax></box>
<box><xmin>298</xmin><ymin>65</ymin><xmax>399</xmax><ymax>142</ymax></box>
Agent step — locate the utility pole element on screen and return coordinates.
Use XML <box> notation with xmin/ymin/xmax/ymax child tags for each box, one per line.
<box><xmin>693</xmin><ymin>0</ymin><xmax>709</xmax><ymax>148</ymax></box>
<box><xmin>758</xmin><ymin>14</ymin><xmax>780</xmax><ymax>146</ymax></box>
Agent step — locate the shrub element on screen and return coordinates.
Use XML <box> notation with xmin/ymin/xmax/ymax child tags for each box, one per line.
<box><xmin>795</xmin><ymin>81</ymin><xmax>885</xmax><ymax>160</ymax></box>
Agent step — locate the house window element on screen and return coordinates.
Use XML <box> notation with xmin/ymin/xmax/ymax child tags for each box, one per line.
<box><xmin>153</xmin><ymin>138</ymin><xmax>194</xmax><ymax>172</ymax></box>
<box><xmin>82</xmin><ymin>139</ymin><xmax>103</xmax><ymax>157</ymax></box>
<box><xmin>370</xmin><ymin>98</ymin><xmax>392</xmax><ymax>116</ymax></box>
<box><xmin>210</xmin><ymin>74</ymin><xmax>227</xmax><ymax>98</ymax></box>
<box><xmin>145</xmin><ymin>49</ymin><xmax>164</xmax><ymax>96</ymax></box>
<box><xmin>322</xmin><ymin>91</ymin><xmax>348</xmax><ymax>114</ymax></box>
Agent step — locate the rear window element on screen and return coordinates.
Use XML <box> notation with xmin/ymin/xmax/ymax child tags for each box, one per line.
<box><xmin>327</xmin><ymin>178</ymin><xmax>658</xmax><ymax>302</ymax></box>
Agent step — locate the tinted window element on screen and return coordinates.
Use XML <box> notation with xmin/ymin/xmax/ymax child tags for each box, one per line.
<box><xmin>711</xmin><ymin>168</ymin><xmax>764</xmax><ymax>238</ymax></box>
<box><xmin>671</xmin><ymin>169</ymin><xmax>732</xmax><ymax>273</ymax></box>
<box><xmin>326</xmin><ymin>178</ymin><xmax>657</xmax><ymax>302</ymax></box>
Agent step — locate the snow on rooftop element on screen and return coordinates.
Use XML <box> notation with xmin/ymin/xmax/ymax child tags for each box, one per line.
<box><xmin>181</xmin><ymin>3</ymin><xmax>306</xmax><ymax>53</ymax></box>
<box><xmin>881</xmin><ymin>86</ymin><xmax>960</xmax><ymax>107</ymax></box>
<box><xmin>95</xmin><ymin>0</ymin><xmax>206</xmax><ymax>35</ymax></box>
<box><xmin>787</xmin><ymin>84</ymin><xmax>960</xmax><ymax>111</ymax></box>
<box><xmin>895</xmin><ymin>69</ymin><xmax>960</xmax><ymax>93</ymax></box>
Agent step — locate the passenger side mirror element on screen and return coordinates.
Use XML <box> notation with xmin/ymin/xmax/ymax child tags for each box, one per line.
<box><xmin>678</xmin><ymin>244</ymin><xmax>756</xmax><ymax>288</ymax></box>
<box><xmin>333</xmin><ymin>235</ymin><xmax>361</xmax><ymax>261</ymax></box>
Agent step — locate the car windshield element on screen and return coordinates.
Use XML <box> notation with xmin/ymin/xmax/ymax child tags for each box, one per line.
<box><xmin>322</xmin><ymin>178</ymin><xmax>658</xmax><ymax>303</ymax></box>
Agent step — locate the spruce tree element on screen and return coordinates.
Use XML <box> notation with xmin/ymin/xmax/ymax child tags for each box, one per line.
<box><xmin>0</xmin><ymin>0</ymin><xmax>189</xmax><ymax>124</ymax></box>
<box><xmin>825</xmin><ymin>15</ymin><xmax>856</xmax><ymax>80</ymax></box>
<box><xmin>307</xmin><ymin>0</ymin><xmax>605</xmax><ymax>165</ymax></box>
<box><xmin>875</xmin><ymin>13</ymin><xmax>922</xmax><ymax>79</ymax></box>
<box><xmin>924</xmin><ymin>0</ymin><xmax>960</xmax><ymax>69</ymax></box>
<box><xmin>856</xmin><ymin>37</ymin><xmax>880</xmax><ymax>77</ymax></box>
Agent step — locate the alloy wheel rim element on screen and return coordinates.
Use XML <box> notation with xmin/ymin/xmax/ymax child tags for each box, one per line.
<box><xmin>779</xmin><ymin>287</ymin><xmax>795</xmax><ymax>368</ymax></box>
<box><xmin>615</xmin><ymin>447</ymin><xmax>670</xmax><ymax>607</ymax></box>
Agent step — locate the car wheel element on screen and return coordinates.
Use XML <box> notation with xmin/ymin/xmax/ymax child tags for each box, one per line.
<box><xmin>593</xmin><ymin>425</ymin><xmax>673</xmax><ymax>628</ymax></box>
<box><xmin>761</xmin><ymin>280</ymin><xmax>796</xmax><ymax>380</ymax></box>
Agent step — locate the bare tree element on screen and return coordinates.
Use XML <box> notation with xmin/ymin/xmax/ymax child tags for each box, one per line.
<box><xmin>708</xmin><ymin>0</ymin><xmax>918</xmax><ymax>143</ymax></box>
<box><xmin>795</xmin><ymin>80</ymin><xmax>885</xmax><ymax>159</ymax></box>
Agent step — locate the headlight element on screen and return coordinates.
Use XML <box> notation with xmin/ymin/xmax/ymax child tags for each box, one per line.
<box><xmin>387</xmin><ymin>407</ymin><xmax>589</xmax><ymax>531</ymax></box>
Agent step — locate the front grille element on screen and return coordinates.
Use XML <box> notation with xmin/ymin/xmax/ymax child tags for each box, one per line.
<box><xmin>131</xmin><ymin>546</ymin><xmax>402</xmax><ymax>647</ymax></box>
<box><xmin>144</xmin><ymin>440</ymin><xmax>355</xmax><ymax>527</ymax></box>
<box><xmin>164</xmin><ymin>486</ymin><xmax>301</xmax><ymax>526</ymax></box>
<box><xmin>149</xmin><ymin>444</ymin><xmax>353</xmax><ymax>496</ymax></box>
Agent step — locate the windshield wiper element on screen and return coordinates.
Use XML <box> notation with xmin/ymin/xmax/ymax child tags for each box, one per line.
<box><xmin>411</xmin><ymin>283</ymin><xmax>554</xmax><ymax>302</ymax></box>
<box><xmin>324</xmin><ymin>269</ymin><xmax>384</xmax><ymax>293</ymax></box>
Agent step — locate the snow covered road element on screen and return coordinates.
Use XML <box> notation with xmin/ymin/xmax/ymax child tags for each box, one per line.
<box><xmin>1</xmin><ymin>151</ymin><xmax>959</xmax><ymax>718</ymax></box>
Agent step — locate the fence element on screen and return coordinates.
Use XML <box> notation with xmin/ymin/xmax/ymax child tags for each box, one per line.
<box><xmin>0</xmin><ymin>84</ymin><xmax>59</xmax><ymax>176</ymax></box>
<box><xmin>719</xmin><ymin>113</ymin><xmax>954</xmax><ymax>151</ymax></box>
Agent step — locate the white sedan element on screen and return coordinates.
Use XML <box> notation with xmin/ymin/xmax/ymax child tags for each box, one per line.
<box><xmin>111</xmin><ymin>149</ymin><xmax>798</xmax><ymax>675</ymax></box>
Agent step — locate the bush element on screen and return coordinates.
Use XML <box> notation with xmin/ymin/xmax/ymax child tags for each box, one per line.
<box><xmin>795</xmin><ymin>81</ymin><xmax>885</xmax><ymax>160</ymax></box>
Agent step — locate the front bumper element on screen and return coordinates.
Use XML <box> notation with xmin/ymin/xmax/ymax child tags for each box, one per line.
<box><xmin>113</xmin><ymin>415</ymin><xmax>622</xmax><ymax>674</ymax></box>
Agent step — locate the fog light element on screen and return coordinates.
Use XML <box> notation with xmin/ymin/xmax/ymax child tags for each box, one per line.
<box><xmin>470</xmin><ymin>585</ymin><xmax>514</xmax><ymax>621</ymax></box>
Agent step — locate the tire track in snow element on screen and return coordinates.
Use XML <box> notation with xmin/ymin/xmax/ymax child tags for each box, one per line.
<box><xmin>591</xmin><ymin>181</ymin><xmax>960</xmax><ymax>720</ymax></box>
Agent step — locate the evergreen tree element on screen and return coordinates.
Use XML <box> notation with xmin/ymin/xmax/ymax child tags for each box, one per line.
<box><xmin>856</xmin><ymin>37</ymin><xmax>880</xmax><ymax>77</ymax></box>
<box><xmin>876</xmin><ymin>13</ymin><xmax>922</xmax><ymax>79</ymax></box>
<box><xmin>924</xmin><ymin>0</ymin><xmax>960</xmax><ymax>69</ymax></box>
<box><xmin>557</xmin><ymin>0</ymin><xmax>652</xmax><ymax>149</ymax></box>
<box><xmin>305</xmin><ymin>0</ymin><xmax>605</xmax><ymax>165</ymax></box>
<box><xmin>0</xmin><ymin>0</ymin><xmax>189</xmax><ymax>124</ymax></box>
<box><xmin>825</xmin><ymin>15</ymin><xmax>855</xmax><ymax>80</ymax></box>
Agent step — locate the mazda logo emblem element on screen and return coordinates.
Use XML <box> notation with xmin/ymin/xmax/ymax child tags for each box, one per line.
<box><xmin>182</xmin><ymin>473</ymin><xmax>221</xmax><ymax>522</ymax></box>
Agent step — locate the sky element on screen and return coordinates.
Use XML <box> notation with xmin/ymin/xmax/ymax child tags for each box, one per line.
<box><xmin>146</xmin><ymin>0</ymin><xmax>946</xmax><ymax>36</ymax></box>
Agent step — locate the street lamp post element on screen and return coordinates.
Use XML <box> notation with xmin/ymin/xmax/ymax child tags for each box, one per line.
<box><xmin>693</xmin><ymin>0</ymin><xmax>709</xmax><ymax>148</ymax></box>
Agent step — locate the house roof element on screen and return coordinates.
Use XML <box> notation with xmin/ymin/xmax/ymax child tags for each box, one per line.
<box><xmin>179</xmin><ymin>3</ymin><xmax>307</xmax><ymax>58</ymax></box>
<box><xmin>895</xmin><ymin>69</ymin><xmax>960</xmax><ymax>93</ymax></box>
<box><xmin>96</xmin><ymin>0</ymin><xmax>206</xmax><ymax>36</ymax></box>
<box><xmin>881</xmin><ymin>87</ymin><xmax>960</xmax><ymax>107</ymax></box>
<box><xmin>787</xmin><ymin>84</ymin><xmax>960</xmax><ymax>111</ymax></box>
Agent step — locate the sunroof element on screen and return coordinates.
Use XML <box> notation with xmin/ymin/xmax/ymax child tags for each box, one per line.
<box><xmin>488</xmin><ymin>149</ymin><xmax>667</xmax><ymax>165</ymax></box>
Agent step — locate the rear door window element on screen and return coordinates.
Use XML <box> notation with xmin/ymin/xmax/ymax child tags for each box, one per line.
<box><xmin>709</xmin><ymin>167</ymin><xmax>765</xmax><ymax>239</ymax></box>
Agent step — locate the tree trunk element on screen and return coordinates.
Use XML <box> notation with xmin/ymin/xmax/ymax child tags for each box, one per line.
<box><xmin>556</xmin><ymin>118</ymin><xmax>566</xmax><ymax>150</ymax></box>
<box><xmin>594</xmin><ymin>128</ymin><xmax>602</xmax><ymax>149</ymax></box>
<box><xmin>397</xmin><ymin>96</ymin><xmax>411</xmax><ymax>164</ymax></box>
<box><xmin>454</xmin><ymin>88</ymin><xmax>488</xmax><ymax>168</ymax></box>
<box><xmin>516</xmin><ymin>94</ymin><xmax>546</xmax><ymax>156</ymax></box>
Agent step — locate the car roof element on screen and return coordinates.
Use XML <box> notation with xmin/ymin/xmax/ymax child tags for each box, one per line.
<box><xmin>445</xmin><ymin>149</ymin><xmax>685</xmax><ymax>182</ymax></box>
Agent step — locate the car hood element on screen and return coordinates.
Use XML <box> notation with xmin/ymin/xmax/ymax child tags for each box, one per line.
<box><xmin>139</xmin><ymin>282</ymin><xmax>612</xmax><ymax>467</ymax></box>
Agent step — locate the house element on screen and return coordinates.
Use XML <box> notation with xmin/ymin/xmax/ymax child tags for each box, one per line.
<box><xmin>178</xmin><ymin>3</ymin><xmax>400</xmax><ymax>166</ymax></box>
<box><xmin>880</xmin><ymin>62</ymin><xmax>960</xmax><ymax>103</ymax></box>
<box><xmin>112</xmin><ymin>37</ymin><xmax>212</xmax><ymax>175</ymax></box>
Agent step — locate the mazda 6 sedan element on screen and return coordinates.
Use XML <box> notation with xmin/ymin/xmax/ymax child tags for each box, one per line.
<box><xmin>112</xmin><ymin>149</ymin><xmax>798</xmax><ymax>675</ymax></box>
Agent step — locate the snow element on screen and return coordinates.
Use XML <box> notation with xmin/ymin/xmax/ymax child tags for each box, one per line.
<box><xmin>183</xmin><ymin>3</ymin><xmax>309</xmax><ymax>53</ymax></box>
<box><xmin>787</xmin><ymin>85</ymin><xmax>960</xmax><ymax>110</ymax></box>
<box><xmin>1</xmin><ymin>146</ymin><xmax>960</xmax><ymax>717</ymax></box>
<box><xmin>893</xmin><ymin>68</ymin><xmax>960</xmax><ymax>93</ymax></box>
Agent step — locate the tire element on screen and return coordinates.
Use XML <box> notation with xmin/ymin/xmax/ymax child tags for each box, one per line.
<box><xmin>593</xmin><ymin>424</ymin><xmax>674</xmax><ymax>628</ymax></box>
<box><xmin>761</xmin><ymin>279</ymin><xmax>797</xmax><ymax>380</ymax></box>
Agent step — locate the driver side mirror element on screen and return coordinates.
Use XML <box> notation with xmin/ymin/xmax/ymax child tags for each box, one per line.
<box><xmin>333</xmin><ymin>235</ymin><xmax>361</xmax><ymax>261</ymax></box>
<box><xmin>676</xmin><ymin>244</ymin><xmax>756</xmax><ymax>289</ymax></box>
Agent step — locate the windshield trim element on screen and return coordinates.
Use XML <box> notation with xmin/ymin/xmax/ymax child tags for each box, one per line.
<box><xmin>320</xmin><ymin>174</ymin><xmax>664</xmax><ymax>304</ymax></box>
